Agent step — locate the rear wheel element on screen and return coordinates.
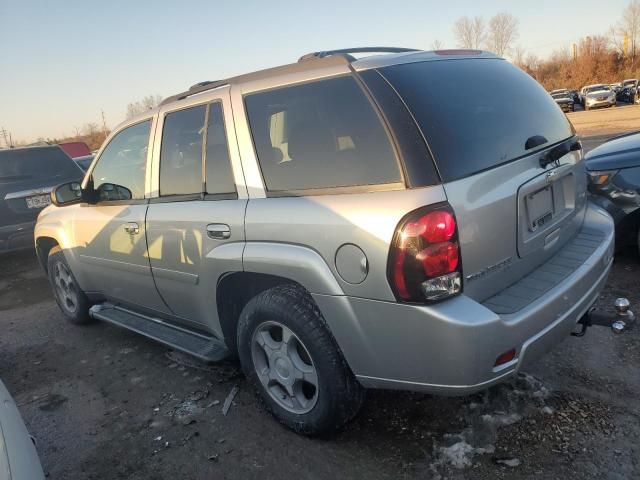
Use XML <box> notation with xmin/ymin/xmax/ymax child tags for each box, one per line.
<box><xmin>47</xmin><ymin>246</ymin><xmax>92</xmax><ymax>324</ymax></box>
<box><xmin>237</xmin><ymin>284</ymin><xmax>364</xmax><ymax>435</ymax></box>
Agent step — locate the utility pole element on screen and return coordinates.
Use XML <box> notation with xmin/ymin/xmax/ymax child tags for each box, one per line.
<box><xmin>0</xmin><ymin>127</ymin><xmax>10</xmax><ymax>148</ymax></box>
<box><xmin>100</xmin><ymin>109</ymin><xmax>108</xmax><ymax>139</ymax></box>
<box><xmin>572</xmin><ymin>43</ymin><xmax>578</xmax><ymax>61</ymax></box>
<box><xmin>624</xmin><ymin>31</ymin><xmax>629</xmax><ymax>57</ymax></box>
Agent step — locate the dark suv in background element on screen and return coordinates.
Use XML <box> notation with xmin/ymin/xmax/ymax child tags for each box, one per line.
<box><xmin>0</xmin><ymin>146</ymin><xmax>82</xmax><ymax>253</ymax></box>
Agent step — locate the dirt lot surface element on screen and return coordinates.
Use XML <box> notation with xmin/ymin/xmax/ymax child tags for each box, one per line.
<box><xmin>569</xmin><ymin>103</ymin><xmax>640</xmax><ymax>138</ymax></box>
<box><xmin>1</xmin><ymin>125</ymin><xmax>639</xmax><ymax>479</ymax></box>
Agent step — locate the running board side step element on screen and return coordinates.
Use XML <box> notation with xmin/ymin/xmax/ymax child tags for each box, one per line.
<box><xmin>89</xmin><ymin>304</ymin><xmax>229</xmax><ymax>362</ymax></box>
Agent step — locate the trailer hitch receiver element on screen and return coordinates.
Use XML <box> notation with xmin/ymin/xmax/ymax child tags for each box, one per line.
<box><xmin>572</xmin><ymin>297</ymin><xmax>635</xmax><ymax>337</ymax></box>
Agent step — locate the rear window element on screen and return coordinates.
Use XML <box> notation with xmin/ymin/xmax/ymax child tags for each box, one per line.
<box><xmin>245</xmin><ymin>75</ymin><xmax>402</xmax><ymax>192</ymax></box>
<box><xmin>379</xmin><ymin>59</ymin><xmax>574</xmax><ymax>182</ymax></box>
<box><xmin>0</xmin><ymin>147</ymin><xmax>81</xmax><ymax>182</ymax></box>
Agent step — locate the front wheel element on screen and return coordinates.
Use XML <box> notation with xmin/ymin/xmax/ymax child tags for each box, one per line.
<box><xmin>237</xmin><ymin>285</ymin><xmax>364</xmax><ymax>435</ymax></box>
<box><xmin>47</xmin><ymin>246</ymin><xmax>93</xmax><ymax>324</ymax></box>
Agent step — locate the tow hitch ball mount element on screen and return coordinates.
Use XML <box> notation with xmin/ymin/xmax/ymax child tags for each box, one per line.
<box><xmin>572</xmin><ymin>298</ymin><xmax>635</xmax><ymax>337</ymax></box>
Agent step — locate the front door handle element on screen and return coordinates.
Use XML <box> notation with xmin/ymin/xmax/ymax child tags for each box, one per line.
<box><xmin>124</xmin><ymin>222</ymin><xmax>140</xmax><ymax>235</ymax></box>
<box><xmin>206</xmin><ymin>223</ymin><xmax>231</xmax><ymax>240</ymax></box>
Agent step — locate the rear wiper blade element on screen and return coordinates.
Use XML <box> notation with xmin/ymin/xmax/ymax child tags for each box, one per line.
<box><xmin>539</xmin><ymin>140</ymin><xmax>582</xmax><ymax>168</ymax></box>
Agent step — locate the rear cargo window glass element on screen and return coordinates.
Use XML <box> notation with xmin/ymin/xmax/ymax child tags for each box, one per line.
<box><xmin>379</xmin><ymin>59</ymin><xmax>574</xmax><ymax>181</ymax></box>
<box><xmin>0</xmin><ymin>147</ymin><xmax>81</xmax><ymax>183</ymax></box>
<box><xmin>245</xmin><ymin>75</ymin><xmax>401</xmax><ymax>192</ymax></box>
<box><xmin>160</xmin><ymin>105</ymin><xmax>206</xmax><ymax>196</ymax></box>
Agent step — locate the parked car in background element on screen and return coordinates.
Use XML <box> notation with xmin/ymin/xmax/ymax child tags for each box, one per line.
<box><xmin>35</xmin><ymin>48</ymin><xmax>615</xmax><ymax>435</ymax></box>
<box><xmin>568</xmin><ymin>89</ymin><xmax>581</xmax><ymax>104</ymax></box>
<box><xmin>73</xmin><ymin>154</ymin><xmax>94</xmax><ymax>171</ymax></box>
<box><xmin>0</xmin><ymin>379</ymin><xmax>46</xmax><ymax>479</ymax></box>
<box><xmin>0</xmin><ymin>146</ymin><xmax>83</xmax><ymax>253</ymax></box>
<box><xmin>582</xmin><ymin>84</ymin><xmax>616</xmax><ymax>110</ymax></box>
<box><xmin>550</xmin><ymin>90</ymin><xmax>575</xmax><ymax>112</ymax></box>
<box><xmin>58</xmin><ymin>141</ymin><xmax>92</xmax><ymax>159</ymax></box>
<box><xmin>619</xmin><ymin>79</ymin><xmax>639</xmax><ymax>103</ymax></box>
<box><xmin>586</xmin><ymin>131</ymin><xmax>640</xmax><ymax>253</ymax></box>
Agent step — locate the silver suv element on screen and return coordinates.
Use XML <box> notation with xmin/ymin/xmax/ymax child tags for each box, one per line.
<box><xmin>35</xmin><ymin>48</ymin><xmax>615</xmax><ymax>434</ymax></box>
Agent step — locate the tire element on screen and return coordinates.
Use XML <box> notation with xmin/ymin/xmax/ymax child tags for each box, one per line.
<box><xmin>47</xmin><ymin>246</ymin><xmax>93</xmax><ymax>324</ymax></box>
<box><xmin>237</xmin><ymin>284</ymin><xmax>364</xmax><ymax>435</ymax></box>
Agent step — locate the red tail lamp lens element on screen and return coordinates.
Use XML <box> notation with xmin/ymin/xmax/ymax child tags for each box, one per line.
<box><xmin>404</xmin><ymin>210</ymin><xmax>456</xmax><ymax>243</ymax></box>
<box><xmin>388</xmin><ymin>205</ymin><xmax>462</xmax><ymax>303</ymax></box>
<box><xmin>418</xmin><ymin>242</ymin><xmax>459</xmax><ymax>277</ymax></box>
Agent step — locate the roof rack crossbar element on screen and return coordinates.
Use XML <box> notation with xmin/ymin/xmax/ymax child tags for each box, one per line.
<box><xmin>160</xmin><ymin>79</ymin><xmax>226</xmax><ymax>106</ymax></box>
<box><xmin>298</xmin><ymin>47</ymin><xmax>420</xmax><ymax>62</ymax></box>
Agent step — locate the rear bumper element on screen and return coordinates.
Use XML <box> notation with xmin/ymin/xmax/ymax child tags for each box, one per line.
<box><xmin>0</xmin><ymin>221</ymin><xmax>35</xmax><ymax>253</ymax></box>
<box><xmin>314</xmin><ymin>202</ymin><xmax>614</xmax><ymax>395</ymax></box>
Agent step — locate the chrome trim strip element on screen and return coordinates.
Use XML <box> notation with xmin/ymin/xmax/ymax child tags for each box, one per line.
<box><xmin>4</xmin><ymin>186</ymin><xmax>54</xmax><ymax>201</ymax></box>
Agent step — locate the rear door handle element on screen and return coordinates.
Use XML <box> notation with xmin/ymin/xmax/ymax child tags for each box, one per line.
<box><xmin>206</xmin><ymin>224</ymin><xmax>231</xmax><ymax>240</ymax></box>
<box><xmin>124</xmin><ymin>222</ymin><xmax>140</xmax><ymax>235</ymax></box>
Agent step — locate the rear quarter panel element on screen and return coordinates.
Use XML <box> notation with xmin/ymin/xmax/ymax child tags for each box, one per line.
<box><xmin>244</xmin><ymin>186</ymin><xmax>446</xmax><ymax>300</ymax></box>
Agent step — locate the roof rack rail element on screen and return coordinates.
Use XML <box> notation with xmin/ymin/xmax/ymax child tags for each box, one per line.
<box><xmin>298</xmin><ymin>47</ymin><xmax>420</xmax><ymax>62</ymax></box>
<box><xmin>189</xmin><ymin>80</ymin><xmax>217</xmax><ymax>90</ymax></box>
<box><xmin>160</xmin><ymin>79</ymin><xmax>226</xmax><ymax>106</ymax></box>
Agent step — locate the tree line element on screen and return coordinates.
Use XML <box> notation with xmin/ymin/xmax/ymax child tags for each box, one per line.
<box><xmin>447</xmin><ymin>1</ymin><xmax>640</xmax><ymax>91</ymax></box>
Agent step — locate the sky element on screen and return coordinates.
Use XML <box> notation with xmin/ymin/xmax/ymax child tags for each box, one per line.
<box><xmin>0</xmin><ymin>0</ymin><xmax>632</xmax><ymax>143</ymax></box>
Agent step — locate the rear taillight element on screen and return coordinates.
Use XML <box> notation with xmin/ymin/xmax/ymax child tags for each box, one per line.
<box><xmin>388</xmin><ymin>204</ymin><xmax>462</xmax><ymax>303</ymax></box>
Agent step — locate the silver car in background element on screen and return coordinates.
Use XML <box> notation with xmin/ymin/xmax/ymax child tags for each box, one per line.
<box><xmin>583</xmin><ymin>84</ymin><xmax>616</xmax><ymax>110</ymax></box>
<box><xmin>35</xmin><ymin>48</ymin><xmax>616</xmax><ymax>435</ymax></box>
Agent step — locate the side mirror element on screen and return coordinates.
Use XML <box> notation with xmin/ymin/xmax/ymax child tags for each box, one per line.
<box><xmin>96</xmin><ymin>183</ymin><xmax>132</xmax><ymax>202</ymax></box>
<box><xmin>51</xmin><ymin>182</ymin><xmax>83</xmax><ymax>207</ymax></box>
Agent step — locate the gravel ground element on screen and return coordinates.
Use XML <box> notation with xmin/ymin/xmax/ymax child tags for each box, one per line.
<box><xmin>0</xmin><ymin>132</ymin><xmax>639</xmax><ymax>480</ymax></box>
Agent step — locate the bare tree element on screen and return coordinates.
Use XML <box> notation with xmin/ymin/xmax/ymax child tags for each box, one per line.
<box><xmin>125</xmin><ymin>94</ymin><xmax>163</xmax><ymax>119</ymax></box>
<box><xmin>431</xmin><ymin>39</ymin><xmax>444</xmax><ymax>50</ymax></box>
<box><xmin>525</xmin><ymin>53</ymin><xmax>540</xmax><ymax>72</ymax></box>
<box><xmin>453</xmin><ymin>16</ymin><xmax>486</xmax><ymax>49</ymax></box>
<box><xmin>513</xmin><ymin>45</ymin><xmax>527</xmax><ymax>68</ymax></box>
<box><xmin>611</xmin><ymin>0</ymin><xmax>640</xmax><ymax>62</ymax></box>
<box><xmin>486</xmin><ymin>13</ymin><xmax>519</xmax><ymax>57</ymax></box>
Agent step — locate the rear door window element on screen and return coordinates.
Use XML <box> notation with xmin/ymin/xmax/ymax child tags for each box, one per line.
<box><xmin>379</xmin><ymin>59</ymin><xmax>575</xmax><ymax>182</ymax></box>
<box><xmin>244</xmin><ymin>75</ymin><xmax>402</xmax><ymax>192</ymax></box>
<box><xmin>160</xmin><ymin>105</ymin><xmax>206</xmax><ymax>196</ymax></box>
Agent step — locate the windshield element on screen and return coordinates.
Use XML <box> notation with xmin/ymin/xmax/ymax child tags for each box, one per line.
<box><xmin>552</xmin><ymin>93</ymin><xmax>569</xmax><ymax>99</ymax></box>
<box><xmin>586</xmin><ymin>85</ymin><xmax>610</xmax><ymax>93</ymax></box>
<box><xmin>0</xmin><ymin>146</ymin><xmax>81</xmax><ymax>182</ymax></box>
<box><xmin>379</xmin><ymin>58</ymin><xmax>574</xmax><ymax>181</ymax></box>
<box><xmin>623</xmin><ymin>80</ymin><xmax>637</xmax><ymax>87</ymax></box>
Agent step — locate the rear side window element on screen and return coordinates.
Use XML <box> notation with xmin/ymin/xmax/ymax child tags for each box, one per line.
<box><xmin>379</xmin><ymin>59</ymin><xmax>575</xmax><ymax>182</ymax></box>
<box><xmin>0</xmin><ymin>147</ymin><xmax>81</xmax><ymax>183</ymax></box>
<box><xmin>160</xmin><ymin>105</ymin><xmax>206</xmax><ymax>196</ymax></box>
<box><xmin>245</xmin><ymin>75</ymin><xmax>402</xmax><ymax>192</ymax></box>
